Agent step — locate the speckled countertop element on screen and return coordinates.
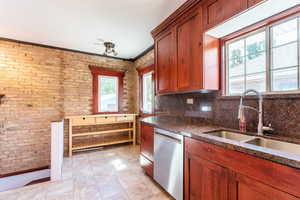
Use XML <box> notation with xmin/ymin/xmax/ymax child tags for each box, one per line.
<box><xmin>141</xmin><ymin>116</ymin><xmax>300</xmax><ymax>169</ymax></box>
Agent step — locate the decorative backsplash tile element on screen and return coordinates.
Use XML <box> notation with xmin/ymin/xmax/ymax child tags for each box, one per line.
<box><xmin>155</xmin><ymin>91</ymin><xmax>300</xmax><ymax>139</ymax></box>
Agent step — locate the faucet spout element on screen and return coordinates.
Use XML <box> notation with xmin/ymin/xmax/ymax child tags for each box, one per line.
<box><xmin>238</xmin><ymin>89</ymin><xmax>264</xmax><ymax>136</ymax></box>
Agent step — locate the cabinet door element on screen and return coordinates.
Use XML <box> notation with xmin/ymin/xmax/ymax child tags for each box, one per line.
<box><xmin>140</xmin><ymin>155</ymin><xmax>153</xmax><ymax>177</ymax></box>
<box><xmin>155</xmin><ymin>29</ymin><xmax>176</xmax><ymax>94</ymax></box>
<box><xmin>177</xmin><ymin>8</ymin><xmax>203</xmax><ymax>91</ymax></box>
<box><xmin>185</xmin><ymin>153</ymin><xmax>229</xmax><ymax>200</ymax></box>
<box><xmin>203</xmin><ymin>0</ymin><xmax>247</xmax><ymax>30</ymax></box>
<box><xmin>231</xmin><ymin>173</ymin><xmax>300</xmax><ymax>200</ymax></box>
<box><xmin>140</xmin><ymin>122</ymin><xmax>154</xmax><ymax>161</ymax></box>
<box><xmin>248</xmin><ymin>0</ymin><xmax>265</xmax><ymax>8</ymax></box>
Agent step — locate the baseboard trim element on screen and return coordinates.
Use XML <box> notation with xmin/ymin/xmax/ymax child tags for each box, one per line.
<box><xmin>0</xmin><ymin>166</ymin><xmax>50</xmax><ymax>178</ymax></box>
<box><xmin>25</xmin><ymin>177</ymin><xmax>50</xmax><ymax>186</ymax></box>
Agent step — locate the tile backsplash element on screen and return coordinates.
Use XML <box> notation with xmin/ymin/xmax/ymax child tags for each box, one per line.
<box><xmin>155</xmin><ymin>92</ymin><xmax>300</xmax><ymax>139</ymax></box>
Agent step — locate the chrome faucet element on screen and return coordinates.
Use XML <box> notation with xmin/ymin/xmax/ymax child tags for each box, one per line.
<box><xmin>238</xmin><ymin>89</ymin><xmax>264</xmax><ymax>135</ymax></box>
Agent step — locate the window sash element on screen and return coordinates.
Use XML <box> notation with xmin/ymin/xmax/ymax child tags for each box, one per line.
<box><xmin>142</xmin><ymin>71</ymin><xmax>154</xmax><ymax>114</ymax></box>
<box><xmin>98</xmin><ymin>75</ymin><xmax>119</xmax><ymax>112</ymax></box>
<box><xmin>225</xmin><ymin>14</ymin><xmax>300</xmax><ymax>96</ymax></box>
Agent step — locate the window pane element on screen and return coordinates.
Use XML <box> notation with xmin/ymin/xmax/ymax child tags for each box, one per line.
<box><xmin>246</xmin><ymin>73</ymin><xmax>266</xmax><ymax>92</ymax></box>
<box><xmin>228</xmin><ymin>76</ymin><xmax>244</xmax><ymax>95</ymax></box>
<box><xmin>246</xmin><ymin>31</ymin><xmax>266</xmax><ymax>55</ymax></box>
<box><xmin>99</xmin><ymin>76</ymin><xmax>118</xmax><ymax>112</ymax></box>
<box><xmin>228</xmin><ymin>40</ymin><xmax>245</xmax><ymax>60</ymax></box>
<box><xmin>272</xmin><ymin>18</ymin><xmax>298</xmax><ymax>47</ymax></box>
<box><xmin>272</xmin><ymin>68</ymin><xmax>298</xmax><ymax>91</ymax></box>
<box><xmin>246</xmin><ymin>51</ymin><xmax>266</xmax><ymax>74</ymax></box>
<box><xmin>229</xmin><ymin>57</ymin><xmax>245</xmax><ymax>77</ymax></box>
<box><xmin>142</xmin><ymin>72</ymin><xmax>154</xmax><ymax>113</ymax></box>
<box><xmin>272</xmin><ymin>42</ymin><xmax>298</xmax><ymax>69</ymax></box>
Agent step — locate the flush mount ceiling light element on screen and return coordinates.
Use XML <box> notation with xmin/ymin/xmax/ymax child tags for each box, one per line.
<box><xmin>95</xmin><ymin>39</ymin><xmax>118</xmax><ymax>56</ymax></box>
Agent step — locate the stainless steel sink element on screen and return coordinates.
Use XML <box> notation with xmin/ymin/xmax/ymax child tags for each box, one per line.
<box><xmin>207</xmin><ymin>130</ymin><xmax>254</xmax><ymax>142</ymax></box>
<box><xmin>246</xmin><ymin>138</ymin><xmax>300</xmax><ymax>155</ymax></box>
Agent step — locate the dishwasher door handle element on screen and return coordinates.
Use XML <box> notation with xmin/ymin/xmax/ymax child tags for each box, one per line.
<box><xmin>155</xmin><ymin>132</ymin><xmax>182</xmax><ymax>144</ymax></box>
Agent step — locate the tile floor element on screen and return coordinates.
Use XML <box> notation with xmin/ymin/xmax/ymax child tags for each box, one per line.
<box><xmin>0</xmin><ymin>145</ymin><xmax>173</xmax><ymax>200</ymax></box>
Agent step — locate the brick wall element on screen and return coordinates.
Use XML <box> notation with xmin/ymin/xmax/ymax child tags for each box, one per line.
<box><xmin>0</xmin><ymin>40</ymin><xmax>137</xmax><ymax>174</ymax></box>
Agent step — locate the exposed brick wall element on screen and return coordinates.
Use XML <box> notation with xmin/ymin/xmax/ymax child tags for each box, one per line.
<box><xmin>134</xmin><ymin>49</ymin><xmax>154</xmax><ymax>70</ymax></box>
<box><xmin>0</xmin><ymin>40</ymin><xmax>137</xmax><ymax>174</ymax></box>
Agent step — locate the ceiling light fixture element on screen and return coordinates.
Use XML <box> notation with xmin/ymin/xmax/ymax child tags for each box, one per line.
<box><xmin>95</xmin><ymin>39</ymin><xmax>118</xmax><ymax>56</ymax></box>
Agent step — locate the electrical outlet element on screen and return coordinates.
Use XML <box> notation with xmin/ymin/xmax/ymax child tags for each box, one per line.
<box><xmin>186</xmin><ymin>98</ymin><xmax>194</xmax><ymax>105</ymax></box>
<box><xmin>0</xmin><ymin>121</ymin><xmax>4</xmax><ymax>129</ymax></box>
<box><xmin>0</xmin><ymin>120</ymin><xmax>5</xmax><ymax>134</ymax></box>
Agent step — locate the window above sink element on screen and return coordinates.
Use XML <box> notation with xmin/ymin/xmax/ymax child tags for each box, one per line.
<box><xmin>205</xmin><ymin>0</ymin><xmax>300</xmax><ymax>96</ymax></box>
<box><xmin>225</xmin><ymin>15</ymin><xmax>300</xmax><ymax>95</ymax></box>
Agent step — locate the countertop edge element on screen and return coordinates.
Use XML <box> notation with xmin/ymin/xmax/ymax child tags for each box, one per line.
<box><xmin>140</xmin><ymin>117</ymin><xmax>300</xmax><ymax>170</ymax></box>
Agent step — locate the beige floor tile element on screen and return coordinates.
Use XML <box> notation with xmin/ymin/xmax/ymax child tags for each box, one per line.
<box><xmin>46</xmin><ymin>179</ymin><xmax>74</xmax><ymax>197</ymax></box>
<box><xmin>0</xmin><ymin>145</ymin><xmax>172</xmax><ymax>200</ymax></box>
<box><xmin>46</xmin><ymin>192</ymin><xmax>73</xmax><ymax>200</ymax></box>
<box><xmin>0</xmin><ymin>191</ymin><xmax>20</xmax><ymax>200</ymax></box>
<box><xmin>74</xmin><ymin>184</ymin><xmax>101</xmax><ymax>200</ymax></box>
<box><xmin>125</xmin><ymin>182</ymin><xmax>153</xmax><ymax>200</ymax></box>
<box><xmin>102</xmin><ymin>192</ymin><xmax>129</xmax><ymax>200</ymax></box>
<box><xmin>146</xmin><ymin>193</ymin><xmax>174</xmax><ymax>200</ymax></box>
<box><xmin>17</xmin><ymin>185</ymin><xmax>47</xmax><ymax>200</ymax></box>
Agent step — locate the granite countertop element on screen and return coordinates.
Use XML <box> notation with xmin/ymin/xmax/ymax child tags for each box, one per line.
<box><xmin>141</xmin><ymin>116</ymin><xmax>300</xmax><ymax>169</ymax></box>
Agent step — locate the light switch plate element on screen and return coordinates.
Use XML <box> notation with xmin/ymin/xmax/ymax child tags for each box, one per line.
<box><xmin>186</xmin><ymin>98</ymin><xmax>194</xmax><ymax>104</ymax></box>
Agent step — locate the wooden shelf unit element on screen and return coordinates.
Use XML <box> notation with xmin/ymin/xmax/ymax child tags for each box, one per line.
<box><xmin>66</xmin><ymin>114</ymin><xmax>137</xmax><ymax>157</ymax></box>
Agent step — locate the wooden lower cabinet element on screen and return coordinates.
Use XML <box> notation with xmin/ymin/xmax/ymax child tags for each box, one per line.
<box><xmin>140</xmin><ymin>154</ymin><xmax>153</xmax><ymax>177</ymax></box>
<box><xmin>140</xmin><ymin>122</ymin><xmax>154</xmax><ymax>177</ymax></box>
<box><xmin>232</xmin><ymin>174</ymin><xmax>299</xmax><ymax>200</ymax></box>
<box><xmin>185</xmin><ymin>153</ymin><xmax>228</xmax><ymax>200</ymax></box>
<box><xmin>185</xmin><ymin>137</ymin><xmax>300</xmax><ymax>200</ymax></box>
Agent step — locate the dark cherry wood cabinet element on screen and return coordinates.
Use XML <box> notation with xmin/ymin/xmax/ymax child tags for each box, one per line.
<box><xmin>232</xmin><ymin>173</ymin><xmax>299</xmax><ymax>200</ymax></box>
<box><xmin>152</xmin><ymin>3</ymin><xmax>219</xmax><ymax>94</ymax></box>
<box><xmin>152</xmin><ymin>0</ymin><xmax>272</xmax><ymax>94</ymax></box>
<box><xmin>185</xmin><ymin>152</ymin><xmax>229</xmax><ymax>200</ymax></box>
<box><xmin>248</xmin><ymin>0</ymin><xmax>266</xmax><ymax>8</ymax></box>
<box><xmin>140</xmin><ymin>122</ymin><xmax>154</xmax><ymax>177</ymax></box>
<box><xmin>203</xmin><ymin>0</ymin><xmax>248</xmax><ymax>30</ymax></box>
<box><xmin>155</xmin><ymin>29</ymin><xmax>177</xmax><ymax>94</ymax></box>
<box><xmin>185</xmin><ymin>137</ymin><xmax>300</xmax><ymax>200</ymax></box>
<box><xmin>177</xmin><ymin>8</ymin><xmax>203</xmax><ymax>91</ymax></box>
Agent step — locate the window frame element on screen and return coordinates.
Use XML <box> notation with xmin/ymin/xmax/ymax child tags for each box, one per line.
<box><xmin>89</xmin><ymin>66</ymin><xmax>124</xmax><ymax>114</ymax></box>
<box><xmin>221</xmin><ymin>6</ymin><xmax>300</xmax><ymax>96</ymax></box>
<box><xmin>138</xmin><ymin>65</ymin><xmax>155</xmax><ymax>116</ymax></box>
<box><xmin>225</xmin><ymin>28</ymin><xmax>268</xmax><ymax>95</ymax></box>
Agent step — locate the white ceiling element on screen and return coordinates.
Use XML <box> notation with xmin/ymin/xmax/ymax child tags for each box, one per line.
<box><xmin>0</xmin><ymin>0</ymin><xmax>187</xmax><ymax>59</ymax></box>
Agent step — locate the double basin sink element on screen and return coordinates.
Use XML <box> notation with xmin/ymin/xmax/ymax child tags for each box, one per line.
<box><xmin>207</xmin><ymin>130</ymin><xmax>300</xmax><ymax>156</ymax></box>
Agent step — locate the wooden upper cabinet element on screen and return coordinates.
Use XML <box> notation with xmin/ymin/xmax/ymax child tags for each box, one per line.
<box><xmin>203</xmin><ymin>0</ymin><xmax>248</xmax><ymax>30</ymax></box>
<box><xmin>176</xmin><ymin>8</ymin><xmax>203</xmax><ymax>91</ymax></box>
<box><xmin>185</xmin><ymin>152</ymin><xmax>229</xmax><ymax>200</ymax></box>
<box><xmin>232</xmin><ymin>174</ymin><xmax>299</xmax><ymax>200</ymax></box>
<box><xmin>152</xmin><ymin>1</ymin><xmax>220</xmax><ymax>94</ymax></box>
<box><xmin>248</xmin><ymin>0</ymin><xmax>266</xmax><ymax>8</ymax></box>
<box><xmin>155</xmin><ymin>29</ymin><xmax>177</xmax><ymax>94</ymax></box>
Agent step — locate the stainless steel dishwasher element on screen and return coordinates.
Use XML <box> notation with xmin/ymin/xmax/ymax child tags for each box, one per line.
<box><xmin>154</xmin><ymin>128</ymin><xmax>183</xmax><ymax>200</ymax></box>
